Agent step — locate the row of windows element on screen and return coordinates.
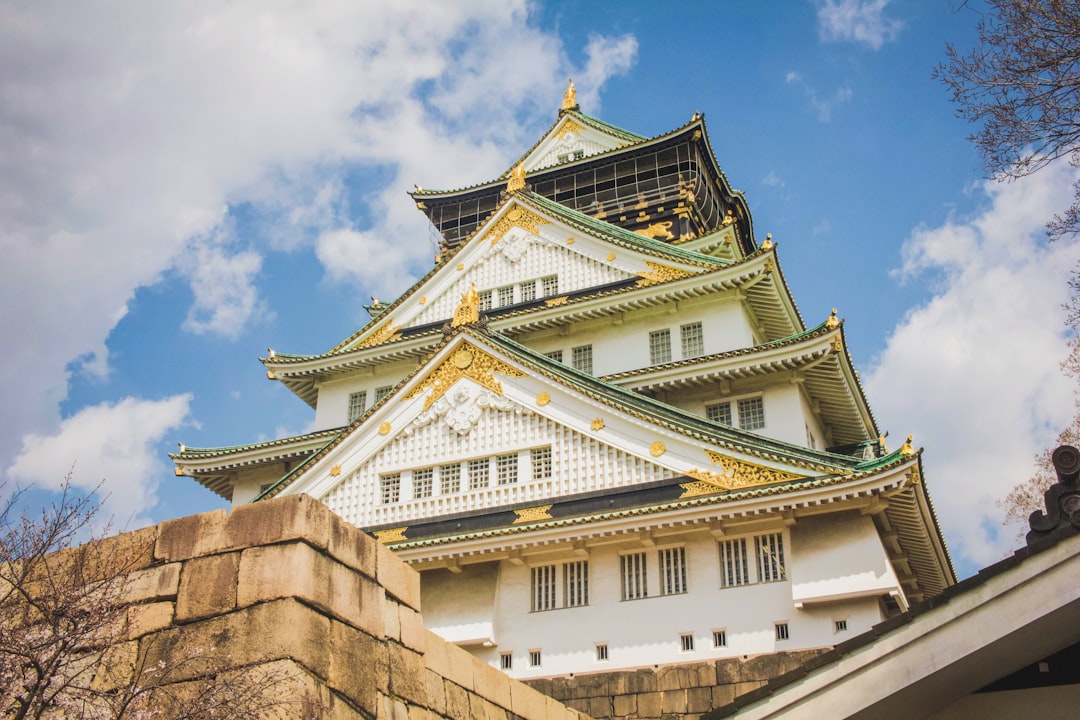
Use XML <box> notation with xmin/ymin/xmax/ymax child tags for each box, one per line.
<box><xmin>380</xmin><ymin>447</ymin><xmax>552</xmax><ymax>503</ymax></box>
<box><xmin>648</xmin><ymin>322</ymin><xmax>704</xmax><ymax>365</ymax></box>
<box><xmin>529</xmin><ymin>535</ymin><xmax>787</xmax><ymax>613</ymax></box>
<box><xmin>544</xmin><ymin>344</ymin><xmax>593</xmax><ymax>375</ymax></box>
<box><xmin>479</xmin><ymin>275</ymin><xmax>559</xmax><ymax>311</ymax></box>
<box><xmin>347</xmin><ymin>385</ymin><xmax>394</xmax><ymax>423</ymax></box>
<box><xmin>706</xmin><ymin>396</ymin><xmax>766</xmax><ymax>431</ymax></box>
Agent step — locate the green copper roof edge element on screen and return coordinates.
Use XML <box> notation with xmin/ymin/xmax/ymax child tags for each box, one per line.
<box><xmin>170</xmin><ymin>426</ymin><xmax>347</xmax><ymax>460</ymax></box>
<box><xmin>836</xmin><ymin>323</ymin><xmax>881</xmax><ymax>438</ymax></box>
<box><xmin>911</xmin><ymin>454</ymin><xmax>958</xmax><ymax>583</ymax></box>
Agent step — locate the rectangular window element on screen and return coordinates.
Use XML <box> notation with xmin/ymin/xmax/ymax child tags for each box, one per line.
<box><xmin>496</xmin><ymin>453</ymin><xmax>518</xmax><ymax>485</ymax></box>
<box><xmin>531</xmin><ymin>447</ymin><xmax>552</xmax><ymax>481</ymax></box>
<box><xmin>564</xmin><ymin>561</ymin><xmax>589</xmax><ymax>608</ymax></box>
<box><xmin>529</xmin><ymin>650</ymin><xmax>542</xmax><ymax>667</ymax></box>
<box><xmin>712</xmin><ymin>630</ymin><xmax>727</xmax><ymax>648</ymax></box>
<box><xmin>380</xmin><ymin>474</ymin><xmax>400</xmax><ymax>504</ymax></box>
<box><xmin>706</xmin><ymin>402</ymin><xmax>732</xmax><ymax>425</ymax></box>
<box><xmin>659</xmin><ymin>546</ymin><xmax>687</xmax><ymax>595</ymax></box>
<box><xmin>440</xmin><ymin>463</ymin><xmax>461</xmax><ymax>494</ymax></box>
<box><xmin>738</xmin><ymin>396</ymin><xmax>766</xmax><ymax>430</ymax></box>
<box><xmin>755</xmin><ymin>532</ymin><xmax>786</xmax><ymax>583</ymax></box>
<box><xmin>544</xmin><ymin>349</ymin><xmax>563</xmax><ymax>363</ymax></box>
<box><xmin>719</xmin><ymin>537</ymin><xmax>750</xmax><ymax>588</ymax></box>
<box><xmin>479</xmin><ymin>289</ymin><xmax>493</xmax><ymax>311</ymax></box>
<box><xmin>467</xmin><ymin>458</ymin><xmax>489</xmax><ymax>490</ymax></box>
<box><xmin>497</xmin><ymin>285</ymin><xmax>514</xmax><ymax>306</ymax></box>
<box><xmin>620</xmin><ymin>552</ymin><xmax>648</xmax><ymax>600</ymax></box>
<box><xmin>649</xmin><ymin>329</ymin><xmax>672</xmax><ymax>364</ymax></box>
<box><xmin>595</xmin><ymin>643</ymin><xmax>608</xmax><ymax>662</ymax></box>
<box><xmin>541</xmin><ymin>275</ymin><xmax>559</xmax><ymax>296</ymax></box>
<box><xmin>520</xmin><ymin>280</ymin><xmax>537</xmax><ymax>302</ymax></box>
<box><xmin>680</xmin><ymin>633</ymin><xmax>695</xmax><ymax>652</ymax></box>
<box><xmin>413</xmin><ymin>467</ymin><xmax>433</xmax><ymax>499</ymax></box>
<box><xmin>375</xmin><ymin>385</ymin><xmax>393</xmax><ymax>403</ymax></box>
<box><xmin>775</xmin><ymin>623</ymin><xmax>789</xmax><ymax>641</ymax></box>
<box><xmin>834</xmin><ymin>620</ymin><xmax>848</xmax><ymax>633</ymax></box>
<box><xmin>571</xmin><ymin>344</ymin><xmax>593</xmax><ymax>375</ymax></box>
<box><xmin>681</xmin><ymin>322</ymin><xmax>704</xmax><ymax>358</ymax></box>
<box><xmin>347</xmin><ymin>391</ymin><xmax>367</xmax><ymax>423</ymax></box>
<box><xmin>500</xmin><ymin>653</ymin><xmax>513</xmax><ymax>670</ymax></box>
<box><xmin>531</xmin><ymin>565</ymin><xmax>557</xmax><ymax>612</ymax></box>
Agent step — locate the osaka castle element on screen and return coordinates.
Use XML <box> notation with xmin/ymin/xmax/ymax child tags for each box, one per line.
<box><xmin>173</xmin><ymin>81</ymin><xmax>955</xmax><ymax>678</ymax></box>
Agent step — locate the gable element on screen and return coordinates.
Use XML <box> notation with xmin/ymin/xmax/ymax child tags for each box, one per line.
<box><xmin>522</xmin><ymin>115</ymin><xmax>633</xmax><ymax>173</ymax></box>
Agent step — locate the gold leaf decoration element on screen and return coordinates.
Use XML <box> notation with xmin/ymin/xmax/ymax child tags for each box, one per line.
<box><xmin>554</xmin><ymin>117</ymin><xmax>584</xmax><ymax>139</ymax></box>
<box><xmin>650</xmin><ymin>441</ymin><xmax>666</xmax><ymax>457</ymax></box>
<box><xmin>481</xmin><ymin>203</ymin><xmax>549</xmax><ymax>247</ymax></box>
<box><xmin>536</xmin><ymin>391</ymin><xmax>550</xmax><ymax>406</ymax></box>
<box><xmin>451</xmin><ymin>283</ymin><xmax>480</xmax><ymax>328</ymax></box>
<box><xmin>405</xmin><ymin>342</ymin><xmax>526</xmax><ymax>411</ymax></box>
<box><xmin>544</xmin><ymin>296</ymin><xmax>569</xmax><ymax>307</ymax></box>
<box><xmin>634</xmin><ymin>261</ymin><xmax>695</xmax><ymax>287</ymax></box>
<box><xmin>329</xmin><ymin>464</ymin><xmax>341</xmax><ymax>477</ymax></box>
<box><xmin>374</xmin><ymin>527</ymin><xmax>407</xmax><ymax>543</ymax></box>
<box><xmin>591</xmin><ymin>417</ymin><xmax>605</xmax><ymax>431</ymax></box>
<box><xmin>513</xmin><ymin>505</ymin><xmax>554</xmax><ymax>524</ymax></box>
<box><xmin>358</xmin><ymin>318</ymin><xmax>402</xmax><ymax>348</ymax></box>
<box><xmin>700</xmin><ymin>450</ymin><xmax>804</xmax><ymax>489</ymax></box>
<box><xmin>679</xmin><ymin>480</ymin><xmax>723</xmax><ymax>498</ymax></box>
<box><xmin>378</xmin><ymin>422</ymin><xmax>392</xmax><ymax>435</ymax></box>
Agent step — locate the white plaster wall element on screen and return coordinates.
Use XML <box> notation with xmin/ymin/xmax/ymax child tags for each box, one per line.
<box><xmin>663</xmin><ymin>382</ymin><xmax>812</xmax><ymax>448</ymax></box>
<box><xmin>313</xmin><ymin>359</ymin><xmax>417</xmax><ymax>429</ymax></box>
<box><xmin>789</xmin><ymin>512</ymin><xmax>902</xmax><ymax>606</ymax></box>
<box><xmin>231</xmin><ymin>464</ymin><xmax>287</xmax><ymax>505</ymax></box>
<box><xmin>422</xmin><ymin>563</ymin><xmax>500</xmax><ymax>645</ymax></box>
<box><xmin>424</xmin><ymin>527</ymin><xmax>887</xmax><ymax>678</ymax></box>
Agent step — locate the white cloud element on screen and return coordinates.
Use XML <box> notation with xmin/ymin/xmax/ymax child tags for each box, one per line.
<box><xmin>6</xmin><ymin>395</ymin><xmax>193</xmax><ymax>528</ymax></box>
<box><xmin>0</xmin><ymin>2</ymin><xmax>637</xmax><ymax>501</ymax></box>
<box><xmin>762</xmin><ymin>171</ymin><xmax>786</xmax><ymax>188</ymax></box>
<box><xmin>786</xmin><ymin>73</ymin><xmax>853</xmax><ymax>122</ymax></box>
<box><xmin>866</xmin><ymin>166</ymin><xmax>1080</xmax><ymax>571</ymax></box>
<box><xmin>814</xmin><ymin>0</ymin><xmax>903</xmax><ymax>49</ymax></box>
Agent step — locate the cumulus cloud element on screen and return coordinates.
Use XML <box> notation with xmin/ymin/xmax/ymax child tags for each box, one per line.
<box><xmin>814</xmin><ymin>0</ymin><xmax>903</xmax><ymax>49</ymax></box>
<box><xmin>0</xmin><ymin>2</ymin><xmax>637</xmax><ymax>496</ymax></box>
<box><xmin>866</xmin><ymin>166</ymin><xmax>1080</xmax><ymax>571</ymax></box>
<box><xmin>6</xmin><ymin>395</ymin><xmax>193</xmax><ymax>527</ymax></box>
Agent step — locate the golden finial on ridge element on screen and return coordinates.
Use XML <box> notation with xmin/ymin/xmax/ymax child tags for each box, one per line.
<box><xmin>561</xmin><ymin>79</ymin><xmax>577</xmax><ymax>111</ymax></box>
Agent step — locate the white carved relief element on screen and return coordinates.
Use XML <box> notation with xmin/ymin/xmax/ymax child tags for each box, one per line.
<box><xmin>496</xmin><ymin>227</ymin><xmax>533</xmax><ymax>263</ymax></box>
<box><xmin>406</xmin><ymin>385</ymin><xmax>523</xmax><ymax>438</ymax></box>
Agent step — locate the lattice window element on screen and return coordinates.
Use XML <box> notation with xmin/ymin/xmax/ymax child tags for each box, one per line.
<box><xmin>544</xmin><ymin>349</ymin><xmax>563</xmax><ymax>363</ymax></box>
<box><xmin>718</xmin><ymin>537</ymin><xmax>750</xmax><ymax>587</ymax></box>
<box><xmin>681</xmin><ymin>322</ymin><xmax>704</xmax><ymax>358</ymax></box>
<box><xmin>479</xmin><ymin>289</ymin><xmax>493</xmax><ymax>311</ymax></box>
<box><xmin>835</xmin><ymin>619</ymin><xmax>848</xmax><ymax>633</ymax></box>
<box><xmin>375</xmin><ymin>385</ymin><xmax>393</xmax><ymax>403</ymax></box>
<box><xmin>531</xmin><ymin>565</ymin><xmax>557</xmax><ymax>612</ymax></box>
<box><xmin>529</xmin><ymin>650</ymin><xmax>542</xmax><ymax>667</ymax></box>
<box><xmin>775</xmin><ymin>623</ymin><xmax>789</xmax><ymax>641</ymax></box>
<box><xmin>541</xmin><ymin>275</ymin><xmax>559</xmax><ymax>296</ymax></box>
<box><xmin>563</xmin><ymin>561</ymin><xmax>589</xmax><ymax>607</ymax></box>
<box><xmin>620</xmin><ymin>552</ymin><xmax>648</xmax><ymax>600</ymax></box>
<box><xmin>738</xmin><ymin>396</ymin><xmax>765</xmax><ymax>430</ymax></box>
<box><xmin>659</xmin><ymin>546</ymin><xmax>687</xmax><ymax>595</ymax></box>
<box><xmin>680</xmin><ymin>633</ymin><xmax>695</xmax><ymax>652</ymax></box>
<box><xmin>500</xmin><ymin>653</ymin><xmax>513</xmax><ymax>670</ymax></box>
<box><xmin>595</xmin><ymin>644</ymin><xmax>608</xmax><ymax>662</ymax></box>
<box><xmin>467</xmin><ymin>458</ymin><xmax>489</xmax><ymax>490</ymax></box>
<box><xmin>571</xmin><ymin>344</ymin><xmax>593</xmax><ymax>375</ymax></box>
<box><xmin>531</xmin><ymin>446</ymin><xmax>552</xmax><ymax>481</ymax></box>
<box><xmin>440</xmin><ymin>463</ymin><xmax>461</xmax><ymax>494</ymax></box>
<box><xmin>496</xmin><ymin>453</ymin><xmax>518</xmax><ymax>485</ymax></box>
<box><xmin>347</xmin><ymin>391</ymin><xmax>367</xmax><ymax>423</ymax></box>
<box><xmin>755</xmin><ymin>532</ymin><xmax>786</xmax><ymax>582</ymax></box>
<box><xmin>521</xmin><ymin>280</ymin><xmax>537</xmax><ymax>302</ymax></box>
<box><xmin>413</xmin><ymin>467</ymin><xmax>433</xmax><ymax>499</ymax></box>
<box><xmin>712</xmin><ymin>630</ymin><xmax>727</xmax><ymax>648</ymax></box>
<box><xmin>380</xmin><ymin>474</ymin><xmax>400</xmax><ymax>504</ymax></box>
<box><xmin>706</xmin><ymin>402</ymin><xmax>732</xmax><ymax>425</ymax></box>
<box><xmin>497</xmin><ymin>285</ymin><xmax>514</xmax><ymax>306</ymax></box>
<box><xmin>649</xmin><ymin>329</ymin><xmax>672</xmax><ymax>365</ymax></box>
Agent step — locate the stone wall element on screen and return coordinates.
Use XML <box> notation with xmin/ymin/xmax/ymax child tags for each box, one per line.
<box><xmin>94</xmin><ymin>494</ymin><xmax>588</xmax><ymax>719</ymax></box>
<box><xmin>523</xmin><ymin>651</ymin><xmax>829</xmax><ymax>720</ymax></box>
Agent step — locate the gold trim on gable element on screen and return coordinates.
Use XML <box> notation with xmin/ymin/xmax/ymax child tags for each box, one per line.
<box><xmin>481</xmin><ymin>204</ymin><xmax>549</xmax><ymax>247</ymax></box>
<box><xmin>634</xmin><ymin>261</ymin><xmax>695</xmax><ymax>287</ymax></box>
<box><xmin>513</xmin><ymin>505</ymin><xmax>554</xmax><ymax>524</ymax></box>
<box><xmin>375</xmin><ymin>527</ymin><xmax>408</xmax><ymax>543</ymax></box>
<box><xmin>555</xmin><ymin>118</ymin><xmax>584</xmax><ymax>139</ymax></box>
<box><xmin>405</xmin><ymin>342</ymin><xmax>526</xmax><ymax>411</ymax></box>
<box><xmin>358</xmin><ymin>318</ymin><xmax>402</xmax><ymax>348</ymax></box>
<box><xmin>699</xmin><ymin>450</ymin><xmax>804</xmax><ymax>489</ymax></box>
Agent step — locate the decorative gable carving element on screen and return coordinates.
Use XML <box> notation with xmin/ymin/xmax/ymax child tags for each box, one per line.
<box><xmin>405</xmin><ymin>385</ymin><xmax>522</xmax><ymax>438</ymax></box>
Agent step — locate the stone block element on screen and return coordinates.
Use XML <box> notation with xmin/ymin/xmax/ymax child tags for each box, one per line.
<box><xmin>389</xmin><ymin>643</ymin><xmax>428</xmax><ymax>706</ymax></box>
<box><xmin>127</xmin><ymin>601</ymin><xmax>175</xmax><ymax>639</ymax></box>
<box><xmin>375</xmin><ymin>540</ymin><xmax>420</xmax><ymax>610</ymax></box>
<box><xmin>568</xmin><ymin>671</ymin><xmax>610</xmax><ymax>699</ymax></box>
<box><xmin>91</xmin><ymin>639</ymin><xmax>138</xmax><ymax>692</ymax></box>
<box><xmin>424</xmin><ymin>669</ymin><xmax>447</xmax><ymax>716</ymax></box>
<box><xmin>398</xmin><ymin>605</ymin><xmax>427</xmax><ymax>653</ymax></box>
<box><xmin>636</xmin><ymin>691</ymin><xmax>662</xmax><ymax>718</ymax></box>
<box><xmin>226</xmin><ymin>494</ymin><xmax>330</xmax><ymax>552</ymax></box>
<box><xmin>612</xmin><ymin>694</ymin><xmax>637</xmax><ymax>717</ymax></box>
<box><xmin>733</xmin><ymin>680</ymin><xmax>767</xmax><ymax>698</ymax></box>
<box><xmin>468</xmin><ymin>693</ymin><xmax>507</xmax><ymax>720</ymax></box>
<box><xmin>378</xmin><ymin>694</ymin><xmax>409</xmax><ymax>720</ymax></box>
<box><xmin>439</xmin><ymin>641</ymin><xmax>477</xmax><ymax>690</ymax></box>
<box><xmin>443</xmin><ymin>680</ymin><xmax>471</xmax><ymax>720</ymax></box>
<box><xmin>326</xmin><ymin>510</ymin><xmax>377</xmax><ymax>579</ymax></box>
<box><xmin>587</xmin><ymin>696</ymin><xmax>612</xmax><ymax>718</ymax></box>
<box><xmin>711</xmin><ymin>683</ymin><xmax>737</xmax><ymax>707</ymax></box>
<box><xmin>155</xmin><ymin>509</ymin><xmax>228</xmax><ymax>562</ymax></box>
<box><xmin>175</xmin><ymin>551</ymin><xmax>239</xmax><ymax>622</ymax></box>
<box><xmin>123</xmin><ymin>562</ymin><xmax>181</xmax><ymax>603</ymax></box>
<box><xmin>327</xmin><ymin>620</ymin><xmax>386</xmax><ymax>714</ymax></box>
<box><xmin>661</xmin><ymin>689</ymin><xmax>687</xmax><ymax>714</ymax></box>
<box><xmin>384</xmin><ymin>599</ymin><xmax>402</xmax><ymax>641</ymax></box>
<box><xmin>508</xmin><ymin>680</ymin><xmax>550</xmax><ymax>720</ymax></box>
<box><xmin>687</xmin><ymin>686</ymin><xmax>713</xmax><ymax>713</ymax></box>
<box><xmin>472</xmin><ymin>660</ymin><xmax>513</xmax><ymax>710</ymax></box>
<box><xmin>691</xmin><ymin>661</ymin><xmax>717</xmax><ymax>687</ymax></box>
<box><xmin>657</xmin><ymin>665</ymin><xmax>690</xmax><ymax>692</ymax></box>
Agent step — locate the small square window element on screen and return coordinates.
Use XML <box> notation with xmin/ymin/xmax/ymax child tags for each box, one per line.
<box><xmin>531</xmin><ymin>447</ymin><xmax>552</xmax><ymax>481</ymax></box>
<box><xmin>544</xmin><ymin>349</ymin><xmax>564</xmax><ymax>363</ymax></box>
<box><xmin>479</xmin><ymin>289</ymin><xmax>493</xmax><ymax>311</ymax></box>
<box><xmin>649</xmin><ymin>329</ymin><xmax>672</xmax><ymax>365</ymax></box>
<box><xmin>706</xmin><ymin>402</ymin><xmax>732</xmax><ymax>425</ymax></box>
<box><xmin>775</xmin><ymin>622</ymin><xmax>789</xmax><ymax>641</ymax></box>
<box><xmin>529</xmin><ymin>649</ymin><xmax>542</xmax><ymax>667</ymax></box>
<box><xmin>541</xmin><ymin>275</ymin><xmax>559</xmax><ymax>297</ymax></box>
<box><xmin>500</xmin><ymin>653</ymin><xmax>513</xmax><ymax>670</ymax></box>
<box><xmin>521</xmin><ymin>281</ymin><xmax>537</xmax><ymax>302</ymax></box>
<box><xmin>834</xmin><ymin>619</ymin><xmax>848</xmax><ymax>633</ymax></box>
<box><xmin>497</xmin><ymin>286</ymin><xmax>514</xmax><ymax>306</ymax></box>
<box><xmin>712</xmin><ymin>630</ymin><xmax>727</xmax><ymax>648</ymax></box>
<box><xmin>496</xmin><ymin>453</ymin><xmax>518</xmax><ymax>485</ymax></box>
<box><xmin>595</xmin><ymin>643</ymin><xmax>608</xmax><ymax>662</ymax></box>
<box><xmin>347</xmin><ymin>391</ymin><xmax>367</xmax><ymax>423</ymax></box>
<box><xmin>380</xmin><ymin>474</ymin><xmax>400</xmax><ymax>504</ymax></box>
<box><xmin>681</xmin><ymin>322</ymin><xmax>704</xmax><ymax>358</ymax></box>
<box><xmin>374</xmin><ymin>385</ymin><xmax>393</xmax><ymax>403</ymax></box>
<box><xmin>571</xmin><ymin>345</ymin><xmax>593</xmax><ymax>375</ymax></box>
<box><xmin>468</xmin><ymin>458</ymin><xmax>489</xmax><ymax>490</ymax></box>
<box><xmin>738</xmin><ymin>396</ymin><xmax>765</xmax><ymax>431</ymax></box>
<box><xmin>680</xmin><ymin>633</ymin><xmax>695</xmax><ymax>652</ymax></box>
<box><xmin>413</xmin><ymin>467</ymin><xmax>433</xmax><ymax>499</ymax></box>
<box><xmin>440</xmin><ymin>464</ymin><xmax>461</xmax><ymax>494</ymax></box>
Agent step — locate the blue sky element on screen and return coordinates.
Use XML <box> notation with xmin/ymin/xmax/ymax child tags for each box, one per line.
<box><xmin>2</xmin><ymin>0</ymin><xmax>1077</xmax><ymax>578</ymax></box>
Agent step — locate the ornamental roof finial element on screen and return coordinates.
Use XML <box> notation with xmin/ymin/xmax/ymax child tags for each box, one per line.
<box><xmin>452</xmin><ymin>282</ymin><xmax>481</xmax><ymax>327</ymax></box>
<box><xmin>507</xmin><ymin>162</ymin><xmax>527</xmax><ymax>193</ymax></box>
<box><xmin>761</xmin><ymin>232</ymin><xmax>773</xmax><ymax>250</ymax></box>
<box><xmin>561</xmin><ymin>78</ymin><xmax>578</xmax><ymax>111</ymax></box>
<box><xmin>900</xmin><ymin>435</ymin><xmax>915</xmax><ymax>456</ymax></box>
<box><xmin>826</xmin><ymin>308</ymin><xmax>840</xmax><ymax>329</ymax></box>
